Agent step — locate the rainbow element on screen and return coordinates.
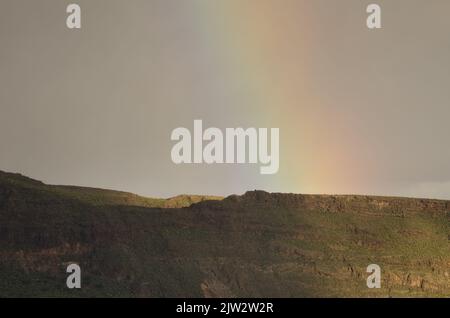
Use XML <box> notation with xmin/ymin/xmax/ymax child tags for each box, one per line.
<box><xmin>186</xmin><ymin>1</ymin><xmax>366</xmax><ymax>195</ymax></box>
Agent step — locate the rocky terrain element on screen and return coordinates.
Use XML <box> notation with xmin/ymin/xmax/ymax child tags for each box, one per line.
<box><xmin>0</xmin><ymin>171</ymin><xmax>449</xmax><ymax>297</ymax></box>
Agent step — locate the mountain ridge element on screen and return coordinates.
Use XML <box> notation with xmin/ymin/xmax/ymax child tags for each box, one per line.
<box><xmin>0</xmin><ymin>170</ymin><xmax>223</xmax><ymax>209</ymax></box>
<box><xmin>0</xmin><ymin>170</ymin><xmax>449</xmax><ymax>297</ymax></box>
<box><xmin>2</xmin><ymin>170</ymin><xmax>449</xmax><ymax>210</ymax></box>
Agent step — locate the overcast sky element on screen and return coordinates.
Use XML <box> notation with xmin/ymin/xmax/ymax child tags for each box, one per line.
<box><xmin>1</xmin><ymin>0</ymin><xmax>450</xmax><ymax>199</ymax></box>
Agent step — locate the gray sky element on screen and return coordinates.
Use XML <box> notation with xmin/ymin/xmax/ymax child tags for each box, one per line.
<box><xmin>1</xmin><ymin>0</ymin><xmax>450</xmax><ymax>199</ymax></box>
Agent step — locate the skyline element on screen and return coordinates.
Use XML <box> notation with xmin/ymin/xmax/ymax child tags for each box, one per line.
<box><xmin>1</xmin><ymin>0</ymin><xmax>450</xmax><ymax>199</ymax></box>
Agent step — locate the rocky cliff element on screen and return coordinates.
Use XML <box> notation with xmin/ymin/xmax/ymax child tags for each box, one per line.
<box><xmin>0</xmin><ymin>171</ymin><xmax>449</xmax><ymax>297</ymax></box>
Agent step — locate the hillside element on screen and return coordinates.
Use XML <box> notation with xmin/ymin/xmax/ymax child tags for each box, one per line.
<box><xmin>0</xmin><ymin>171</ymin><xmax>449</xmax><ymax>297</ymax></box>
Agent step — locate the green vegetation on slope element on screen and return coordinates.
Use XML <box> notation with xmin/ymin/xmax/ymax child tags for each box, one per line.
<box><xmin>0</xmin><ymin>171</ymin><xmax>222</xmax><ymax>208</ymax></box>
<box><xmin>0</xmin><ymin>171</ymin><xmax>449</xmax><ymax>297</ymax></box>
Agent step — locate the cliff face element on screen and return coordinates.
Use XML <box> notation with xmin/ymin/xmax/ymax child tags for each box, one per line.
<box><xmin>0</xmin><ymin>171</ymin><xmax>449</xmax><ymax>297</ymax></box>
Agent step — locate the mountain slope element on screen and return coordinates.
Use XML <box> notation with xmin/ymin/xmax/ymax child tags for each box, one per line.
<box><xmin>0</xmin><ymin>171</ymin><xmax>449</xmax><ymax>297</ymax></box>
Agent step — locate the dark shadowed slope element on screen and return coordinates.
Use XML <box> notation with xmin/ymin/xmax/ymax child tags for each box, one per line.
<box><xmin>0</xmin><ymin>171</ymin><xmax>449</xmax><ymax>297</ymax></box>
